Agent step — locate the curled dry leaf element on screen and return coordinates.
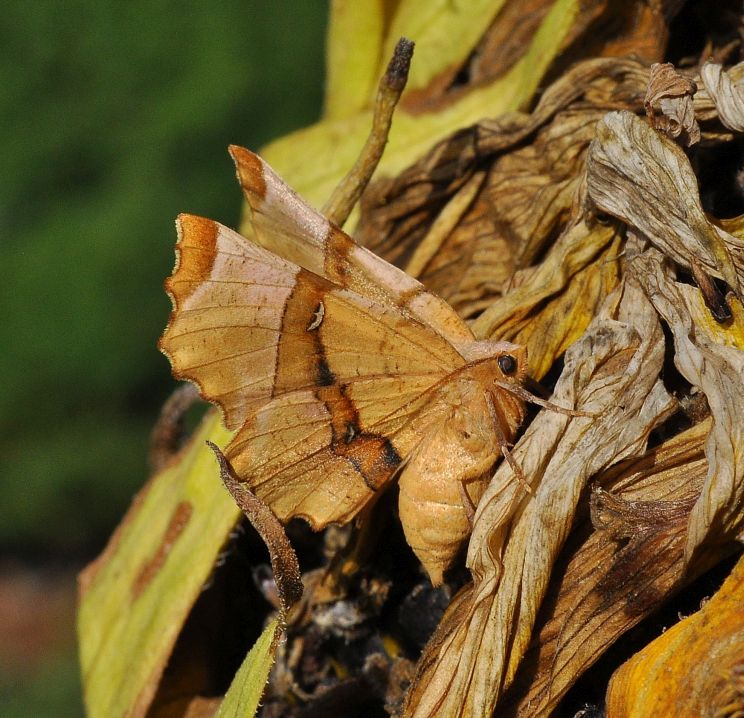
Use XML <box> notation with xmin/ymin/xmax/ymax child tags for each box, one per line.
<box><xmin>403</xmin><ymin>277</ymin><xmax>677</xmax><ymax>717</ymax></box>
<box><xmin>644</xmin><ymin>62</ymin><xmax>699</xmax><ymax>145</ymax></box>
<box><xmin>420</xmin><ymin>108</ymin><xmax>604</xmax><ymax>317</ymax></box>
<box><xmin>605</xmin><ymin>551</ymin><xmax>744</xmax><ymax>718</ymax></box>
<box><xmin>693</xmin><ymin>60</ymin><xmax>744</xmax><ymax>127</ymax></box>
<box><xmin>471</xmin><ymin>218</ymin><xmax>622</xmax><ymax>379</ymax></box>
<box><xmin>356</xmin><ymin>58</ymin><xmax>649</xmax><ymax>316</ymax></box>
<box><xmin>502</xmin><ymin>419</ymin><xmax>723</xmax><ymax>716</ymax></box>
<box><xmin>699</xmin><ymin>61</ymin><xmax>744</xmax><ymax>132</ymax></box>
<box><xmin>631</xmin><ymin>249</ymin><xmax>744</xmax><ymax>562</ymax></box>
<box><xmin>208</xmin><ymin>442</ymin><xmax>303</xmax><ymax>616</ymax></box>
<box><xmin>586</xmin><ymin>110</ymin><xmax>744</xmax><ymax>299</ymax></box>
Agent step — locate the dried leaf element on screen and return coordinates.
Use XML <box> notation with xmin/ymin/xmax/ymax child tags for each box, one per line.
<box><xmin>416</xmin><ymin>110</ymin><xmax>605</xmax><ymax>316</ymax></box>
<box><xmin>403</xmin><ymin>277</ymin><xmax>677</xmax><ymax>717</ymax></box>
<box><xmin>78</xmin><ymin>412</ymin><xmax>239</xmax><ymax>718</ymax></box>
<box><xmin>644</xmin><ymin>62</ymin><xmax>699</xmax><ymax>145</ymax></box>
<box><xmin>402</xmin><ymin>170</ymin><xmax>486</xmax><ymax>279</ymax></box>
<box><xmin>605</xmin><ymin>552</ymin><xmax>744</xmax><ymax>717</ymax></box>
<box><xmin>631</xmin><ymin>249</ymin><xmax>744</xmax><ymax>561</ymax></box>
<box><xmin>358</xmin><ymin>58</ymin><xmax>647</xmax><ymax>316</ymax></box>
<box><xmin>586</xmin><ymin>110</ymin><xmax>744</xmax><ymax>298</ymax></box>
<box><xmin>208</xmin><ymin>443</ymin><xmax>303</xmax><ymax>615</ymax></box>
<box><xmin>693</xmin><ymin>60</ymin><xmax>744</xmax><ymax>126</ymax></box>
<box><xmin>502</xmin><ymin>420</ymin><xmax>718</xmax><ymax>716</ymax></box>
<box><xmin>700</xmin><ymin>61</ymin><xmax>744</xmax><ymax>132</ymax></box>
<box><xmin>471</xmin><ymin>219</ymin><xmax>622</xmax><ymax>379</ymax></box>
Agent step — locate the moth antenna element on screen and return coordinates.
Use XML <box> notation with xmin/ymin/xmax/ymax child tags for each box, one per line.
<box><xmin>486</xmin><ymin>392</ymin><xmax>532</xmax><ymax>494</ymax></box>
<box><xmin>493</xmin><ymin>380</ymin><xmax>595</xmax><ymax>418</ymax></box>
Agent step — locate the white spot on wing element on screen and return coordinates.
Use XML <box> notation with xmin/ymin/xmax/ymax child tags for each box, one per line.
<box><xmin>307</xmin><ymin>301</ymin><xmax>325</xmax><ymax>331</ymax></box>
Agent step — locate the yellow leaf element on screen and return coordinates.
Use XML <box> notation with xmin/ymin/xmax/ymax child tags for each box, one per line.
<box><xmin>379</xmin><ymin>0</ymin><xmax>508</xmax><ymax>92</ymax></box>
<box><xmin>606</xmin><ymin>552</ymin><xmax>744</xmax><ymax>717</ymax></box>
<box><xmin>258</xmin><ymin>0</ymin><xmax>580</xmax><ymax>211</ymax></box>
<box><xmin>78</xmin><ymin>412</ymin><xmax>238</xmax><ymax>718</ymax></box>
<box><xmin>324</xmin><ymin>0</ymin><xmax>390</xmax><ymax>119</ymax></box>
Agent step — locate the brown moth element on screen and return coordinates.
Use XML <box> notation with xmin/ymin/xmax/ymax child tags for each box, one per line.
<box><xmin>159</xmin><ymin>146</ymin><xmax>527</xmax><ymax>585</ymax></box>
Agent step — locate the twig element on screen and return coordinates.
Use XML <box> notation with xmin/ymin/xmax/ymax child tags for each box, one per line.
<box><xmin>322</xmin><ymin>37</ymin><xmax>414</xmax><ymax>227</ymax></box>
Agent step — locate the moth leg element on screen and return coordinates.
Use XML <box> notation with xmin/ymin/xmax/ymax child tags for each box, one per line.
<box><xmin>458</xmin><ymin>480</ymin><xmax>477</xmax><ymax>527</ymax></box>
<box><xmin>456</xmin><ymin>453</ymin><xmax>499</xmax><ymax>527</ymax></box>
<box><xmin>486</xmin><ymin>391</ymin><xmax>531</xmax><ymax>493</ymax></box>
<box><xmin>149</xmin><ymin>383</ymin><xmax>200</xmax><ymax>471</ymax></box>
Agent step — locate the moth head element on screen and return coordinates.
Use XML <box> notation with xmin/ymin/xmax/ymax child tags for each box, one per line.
<box><xmin>497</xmin><ymin>352</ymin><xmax>518</xmax><ymax>377</ymax></box>
<box><xmin>458</xmin><ymin>340</ymin><xmax>528</xmax><ymax>385</ymax></box>
<box><xmin>497</xmin><ymin>344</ymin><xmax>527</xmax><ymax>382</ymax></box>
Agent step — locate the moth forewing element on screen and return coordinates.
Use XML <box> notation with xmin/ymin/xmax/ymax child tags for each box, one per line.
<box><xmin>230</xmin><ymin>145</ymin><xmax>475</xmax><ymax>345</ymax></box>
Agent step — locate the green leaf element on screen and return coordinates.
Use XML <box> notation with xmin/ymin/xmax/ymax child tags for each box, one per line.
<box><xmin>216</xmin><ymin>618</ymin><xmax>281</xmax><ymax>718</ymax></box>
<box><xmin>78</xmin><ymin>412</ymin><xmax>238</xmax><ymax>717</ymax></box>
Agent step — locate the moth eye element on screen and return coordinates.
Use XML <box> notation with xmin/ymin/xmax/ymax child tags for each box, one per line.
<box><xmin>498</xmin><ymin>354</ymin><xmax>518</xmax><ymax>376</ymax></box>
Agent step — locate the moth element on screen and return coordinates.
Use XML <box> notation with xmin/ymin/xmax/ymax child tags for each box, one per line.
<box><xmin>160</xmin><ymin>146</ymin><xmax>530</xmax><ymax>585</ymax></box>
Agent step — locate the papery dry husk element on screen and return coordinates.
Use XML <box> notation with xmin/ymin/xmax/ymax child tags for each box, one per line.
<box><xmin>586</xmin><ymin>109</ymin><xmax>744</xmax><ymax>298</ymax></box>
<box><xmin>644</xmin><ymin>62</ymin><xmax>699</xmax><ymax>145</ymax></box>
<box><xmin>699</xmin><ymin>61</ymin><xmax>744</xmax><ymax>132</ymax></box>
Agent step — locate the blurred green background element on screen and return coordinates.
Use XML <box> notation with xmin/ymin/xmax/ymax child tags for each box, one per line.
<box><xmin>1</xmin><ymin>2</ymin><xmax>327</xmax><ymax>715</ymax></box>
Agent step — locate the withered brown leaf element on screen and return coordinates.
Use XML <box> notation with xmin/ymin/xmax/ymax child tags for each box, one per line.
<box><xmin>631</xmin><ymin>249</ymin><xmax>744</xmax><ymax>562</ymax></box>
<box><xmin>586</xmin><ymin>110</ymin><xmax>744</xmax><ymax>299</ymax></box>
<box><xmin>644</xmin><ymin>62</ymin><xmax>699</xmax><ymax>145</ymax></box>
